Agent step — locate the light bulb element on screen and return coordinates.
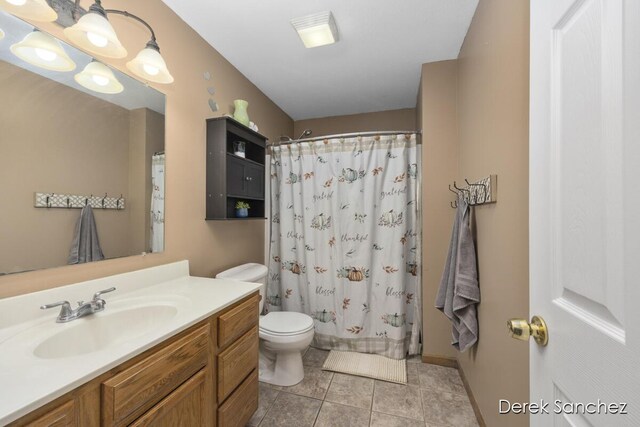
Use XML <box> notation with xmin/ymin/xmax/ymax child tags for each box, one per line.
<box><xmin>91</xmin><ymin>74</ymin><xmax>109</xmax><ymax>86</ymax></box>
<box><xmin>86</xmin><ymin>31</ymin><xmax>108</xmax><ymax>48</ymax></box>
<box><xmin>6</xmin><ymin>0</ymin><xmax>27</xmax><ymax>5</ymax></box>
<box><xmin>34</xmin><ymin>47</ymin><xmax>57</xmax><ymax>62</ymax></box>
<box><xmin>142</xmin><ymin>63</ymin><xmax>160</xmax><ymax>76</ymax></box>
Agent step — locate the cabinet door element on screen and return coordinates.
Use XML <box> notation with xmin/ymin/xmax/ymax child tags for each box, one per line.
<box><xmin>226</xmin><ymin>155</ymin><xmax>246</xmax><ymax>196</ymax></box>
<box><xmin>129</xmin><ymin>370</ymin><xmax>210</xmax><ymax>427</ymax></box>
<box><xmin>245</xmin><ymin>163</ymin><xmax>264</xmax><ymax>199</ymax></box>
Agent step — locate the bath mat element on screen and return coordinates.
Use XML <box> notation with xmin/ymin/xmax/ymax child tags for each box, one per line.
<box><xmin>322</xmin><ymin>350</ymin><xmax>407</xmax><ymax>384</ymax></box>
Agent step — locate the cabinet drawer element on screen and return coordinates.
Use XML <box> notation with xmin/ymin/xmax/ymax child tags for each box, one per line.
<box><xmin>129</xmin><ymin>370</ymin><xmax>208</xmax><ymax>427</ymax></box>
<box><xmin>218</xmin><ymin>369</ymin><xmax>258</xmax><ymax>427</ymax></box>
<box><xmin>25</xmin><ymin>400</ymin><xmax>74</xmax><ymax>427</ymax></box>
<box><xmin>102</xmin><ymin>324</ymin><xmax>210</xmax><ymax>426</ymax></box>
<box><xmin>218</xmin><ymin>294</ymin><xmax>259</xmax><ymax>349</ymax></box>
<box><xmin>218</xmin><ymin>326</ymin><xmax>258</xmax><ymax>402</ymax></box>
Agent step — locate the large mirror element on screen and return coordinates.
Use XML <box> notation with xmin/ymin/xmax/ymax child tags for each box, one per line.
<box><xmin>0</xmin><ymin>11</ymin><xmax>165</xmax><ymax>275</ymax></box>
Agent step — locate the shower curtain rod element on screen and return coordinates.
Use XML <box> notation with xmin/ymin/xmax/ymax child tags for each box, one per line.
<box><xmin>270</xmin><ymin>130</ymin><xmax>421</xmax><ymax>146</ymax></box>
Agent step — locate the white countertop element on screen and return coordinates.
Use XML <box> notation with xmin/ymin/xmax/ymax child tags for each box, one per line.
<box><xmin>0</xmin><ymin>261</ymin><xmax>260</xmax><ymax>425</ymax></box>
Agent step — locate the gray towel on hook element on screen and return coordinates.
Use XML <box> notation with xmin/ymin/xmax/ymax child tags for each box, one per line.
<box><xmin>435</xmin><ymin>198</ymin><xmax>480</xmax><ymax>352</ymax></box>
<box><xmin>68</xmin><ymin>205</ymin><xmax>104</xmax><ymax>264</ymax></box>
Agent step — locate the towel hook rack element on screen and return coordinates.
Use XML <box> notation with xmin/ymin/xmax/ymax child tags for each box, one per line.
<box><xmin>448</xmin><ymin>175</ymin><xmax>497</xmax><ymax>208</ymax></box>
<box><xmin>465</xmin><ymin>178</ymin><xmax>487</xmax><ymax>205</ymax></box>
<box><xmin>453</xmin><ymin>181</ymin><xmax>472</xmax><ymax>204</ymax></box>
<box><xmin>34</xmin><ymin>192</ymin><xmax>125</xmax><ymax>210</ymax></box>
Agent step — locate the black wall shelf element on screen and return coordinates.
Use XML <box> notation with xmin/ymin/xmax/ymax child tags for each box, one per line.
<box><xmin>206</xmin><ymin>117</ymin><xmax>267</xmax><ymax>220</ymax></box>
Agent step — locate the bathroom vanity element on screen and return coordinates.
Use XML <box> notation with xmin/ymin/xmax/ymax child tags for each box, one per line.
<box><xmin>0</xmin><ymin>261</ymin><xmax>260</xmax><ymax>427</ymax></box>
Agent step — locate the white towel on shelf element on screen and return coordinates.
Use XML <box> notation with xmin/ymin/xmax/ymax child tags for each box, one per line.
<box><xmin>68</xmin><ymin>205</ymin><xmax>104</xmax><ymax>264</ymax></box>
<box><xmin>435</xmin><ymin>198</ymin><xmax>480</xmax><ymax>352</ymax></box>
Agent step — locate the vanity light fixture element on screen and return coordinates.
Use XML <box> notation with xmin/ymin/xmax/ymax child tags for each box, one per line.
<box><xmin>0</xmin><ymin>0</ymin><xmax>57</xmax><ymax>22</ymax></box>
<box><xmin>63</xmin><ymin>0</ymin><xmax>126</xmax><ymax>58</ymax></box>
<box><xmin>120</xmin><ymin>11</ymin><xmax>173</xmax><ymax>84</ymax></box>
<box><xmin>62</xmin><ymin>1</ymin><xmax>173</xmax><ymax>84</ymax></box>
<box><xmin>126</xmin><ymin>39</ymin><xmax>173</xmax><ymax>84</ymax></box>
<box><xmin>291</xmin><ymin>11</ymin><xmax>339</xmax><ymax>48</ymax></box>
<box><xmin>74</xmin><ymin>60</ymin><xmax>123</xmax><ymax>94</ymax></box>
<box><xmin>10</xmin><ymin>29</ymin><xmax>76</xmax><ymax>71</ymax></box>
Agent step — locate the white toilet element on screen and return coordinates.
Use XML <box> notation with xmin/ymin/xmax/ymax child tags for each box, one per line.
<box><xmin>216</xmin><ymin>263</ymin><xmax>314</xmax><ymax>386</ymax></box>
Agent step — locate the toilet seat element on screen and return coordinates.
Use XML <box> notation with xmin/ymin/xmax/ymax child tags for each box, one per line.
<box><xmin>260</xmin><ymin>312</ymin><xmax>314</xmax><ymax>336</ymax></box>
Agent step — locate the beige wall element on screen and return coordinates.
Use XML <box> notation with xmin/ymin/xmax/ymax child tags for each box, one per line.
<box><xmin>0</xmin><ymin>0</ymin><xmax>293</xmax><ymax>298</ymax></box>
<box><xmin>293</xmin><ymin>108</ymin><xmax>416</xmax><ymax>138</ymax></box>
<box><xmin>419</xmin><ymin>61</ymin><xmax>459</xmax><ymax>360</ymax></box>
<box><xmin>456</xmin><ymin>1</ymin><xmax>530</xmax><ymax>426</ymax></box>
<box><xmin>0</xmin><ymin>61</ymin><xmax>132</xmax><ymax>273</ymax></box>
<box><xmin>418</xmin><ymin>1</ymin><xmax>530</xmax><ymax>426</ymax></box>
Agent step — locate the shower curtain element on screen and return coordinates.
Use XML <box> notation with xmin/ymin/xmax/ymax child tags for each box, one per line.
<box><xmin>268</xmin><ymin>133</ymin><xmax>421</xmax><ymax>359</ymax></box>
<box><xmin>150</xmin><ymin>153</ymin><xmax>165</xmax><ymax>253</ymax></box>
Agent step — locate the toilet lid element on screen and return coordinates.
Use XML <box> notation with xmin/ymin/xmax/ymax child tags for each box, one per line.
<box><xmin>260</xmin><ymin>312</ymin><xmax>314</xmax><ymax>335</ymax></box>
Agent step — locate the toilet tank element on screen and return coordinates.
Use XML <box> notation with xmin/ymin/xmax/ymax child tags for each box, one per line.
<box><xmin>216</xmin><ymin>263</ymin><xmax>268</xmax><ymax>313</ymax></box>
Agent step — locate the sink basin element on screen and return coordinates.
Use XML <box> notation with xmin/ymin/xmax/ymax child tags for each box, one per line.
<box><xmin>34</xmin><ymin>304</ymin><xmax>178</xmax><ymax>359</ymax></box>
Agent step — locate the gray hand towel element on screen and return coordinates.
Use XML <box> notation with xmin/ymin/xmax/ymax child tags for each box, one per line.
<box><xmin>68</xmin><ymin>205</ymin><xmax>105</xmax><ymax>264</ymax></box>
<box><xmin>435</xmin><ymin>198</ymin><xmax>480</xmax><ymax>352</ymax></box>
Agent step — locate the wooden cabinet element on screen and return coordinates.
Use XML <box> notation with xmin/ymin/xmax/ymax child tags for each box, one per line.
<box><xmin>206</xmin><ymin>117</ymin><xmax>267</xmax><ymax>220</ymax></box>
<box><xmin>10</xmin><ymin>293</ymin><xmax>260</xmax><ymax>427</ymax></box>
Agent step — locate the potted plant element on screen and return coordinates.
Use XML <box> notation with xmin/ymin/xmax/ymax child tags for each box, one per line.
<box><xmin>235</xmin><ymin>201</ymin><xmax>250</xmax><ymax>218</ymax></box>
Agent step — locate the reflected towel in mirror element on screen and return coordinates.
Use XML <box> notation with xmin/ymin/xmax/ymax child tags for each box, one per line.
<box><xmin>68</xmin><ymin>205</ymin><xmax>104</xmax><ymax>264</ymax></box>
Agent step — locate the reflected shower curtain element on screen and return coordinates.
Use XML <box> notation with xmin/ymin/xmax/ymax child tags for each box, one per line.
<box><xmin>150</xmin><ymin>153</ymin><xmax>165</xmax><ymax>253</ymax></box>
<box><xmin>267</xmin><ymin>134</ymin><xmax>421</xmax><ymax>359</ymax></box>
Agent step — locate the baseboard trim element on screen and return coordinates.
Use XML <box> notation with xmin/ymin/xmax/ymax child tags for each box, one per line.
<box><xmin>457</xmin><ymin>362</ymin><xmax>487</xmax><ymax>427</ymax></box>
<box><xmin>421</xmin><ymin>354</ymin><xmax>458</xmax><ymax>368</ymax></box>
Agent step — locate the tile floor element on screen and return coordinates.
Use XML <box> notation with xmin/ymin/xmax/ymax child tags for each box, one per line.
<box><xmin>247</xmin><ymin>348</ymin><xmax>479</xmax><ymax>427</ymax></box>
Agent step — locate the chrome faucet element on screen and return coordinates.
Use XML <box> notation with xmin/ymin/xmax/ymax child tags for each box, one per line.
<box><xmin>41</xmin><ymin>287</ymin><xmax>116</xmax><ymax>323</ymax></box>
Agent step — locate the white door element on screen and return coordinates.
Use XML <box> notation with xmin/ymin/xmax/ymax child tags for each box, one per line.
<box><xmin>530</xmin><ymin>0</ymin><xmax>640</xmax><ymax>425</ymax></box>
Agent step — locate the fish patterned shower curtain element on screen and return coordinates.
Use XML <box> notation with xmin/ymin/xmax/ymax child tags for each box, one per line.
<box><xmin>268</xmin><ymin>134</ymin><xmax>421</xmax><ymax>359</ymax></box>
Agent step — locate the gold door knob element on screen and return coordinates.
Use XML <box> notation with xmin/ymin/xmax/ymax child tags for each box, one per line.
<box><xmin>507</xmin><ymin>315</ymin><xmax>548</xmax><ymax>346</ymax></box>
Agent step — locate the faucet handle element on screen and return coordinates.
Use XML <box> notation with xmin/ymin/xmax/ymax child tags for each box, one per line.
<box><xmin>92</xmin><ymin>287</ymin><xmax>116</xmax><ymax>301</ymax></box>
<box><xmin>41</xmin><ymin>301</ymin><xmax>73</xmax><ymax>317</ymax></box>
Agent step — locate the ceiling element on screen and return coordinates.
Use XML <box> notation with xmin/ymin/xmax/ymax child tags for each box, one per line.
<box><xmin>161</xmin><ymin>0</ymin><xmax>478</xmax><ymax>121</ymax></box>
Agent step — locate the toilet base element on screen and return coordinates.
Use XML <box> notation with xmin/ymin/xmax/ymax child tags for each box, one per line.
<box><xmin>258</xmin><ymin>336</ymin><xmax>312</xmax><ymax>386</ymax></box>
